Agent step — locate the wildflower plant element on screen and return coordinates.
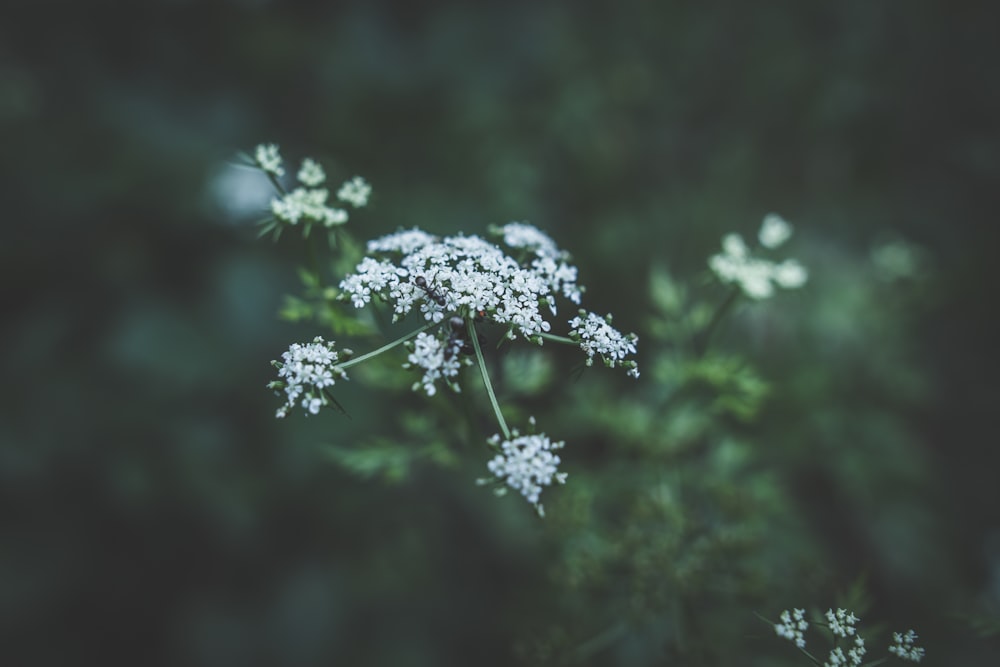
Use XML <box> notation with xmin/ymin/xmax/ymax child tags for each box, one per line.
<box><xmin>770</xmin><ymin>607</ymin><xmax>925</xmax><ymax>665</ymax></box>
<box><xmin>251</xmin><ymin>144</ymin><xmax>638</xmax><ymax>515</ymax></box>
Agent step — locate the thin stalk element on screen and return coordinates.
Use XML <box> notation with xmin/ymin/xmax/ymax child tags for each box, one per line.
<box><xmin>694</xmin><ymin>285</ymin><xmax>741</xmax><ymax>357</ymax></box>
<box><xmin>264</xmin><ymin>170</ymin><xmax>287</xmax><ymax>196</ymax></box>
<box><xmin>336</xmin><ymin>322</ymin><xmax>435</xmax><ymax>371</ymax></box>
<box><xmin>469</xmin><ymin>318</ymin><xmax>510</xmax><ymax>439</ymax></box>
<box><xmin>537</xmin><ymin>332</ymin><xmax>577</xmax><ymax>345</ymax></box>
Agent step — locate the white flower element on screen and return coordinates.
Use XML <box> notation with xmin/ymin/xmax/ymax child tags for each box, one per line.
<box><xmin>774</xmin><ymin>608</ymin><xmax>808</xmax><ymax>649</ymax></box>
<box><xmin>772</xmin><ymin>259</ymin><xmax>809</xmax><ymax>289</ymax></box>
<box><xmin>826</xmin><ymin>608</ymin><xmax>859</xmax><ymax>638</ymax></box>
<box><xmin>337</xmin><ymin>176</ymin><xmax>372</xmax><ymax>208</ymax></box>
<box><xmin>297</xmin><ymin>158</ymin><xmax>326</xmax><ymax>187</ymax></box>
<box><xmin>270</xmin><ymin>336</ymin><xmax>347</xmax><ymax>418</ymax></box>
<box><xmin>888</xmin><ymin>630</ymin><xmax>925</xmax><ymax>662</ymax></box>
<box><xmin>823</xmin><ymin>637</ymin><xmax>865</xmax><ymax>667</ymax></box>
<box><xmin>723</xmin><ymin>233</ymin><xmax>750</xmax><ymax>259</ymax></box>
<box><xmin>708</xmin><ymin>226</ymin><xmax>807</xmax><ymax>298</ymax></box>
<box><xmin>406</xmin><ymin>331</ymin><xmax>466</xmax><ymax>396</ymax></box>
<box><xmin>341</xmin><ymin>228</ymin><xmax>570</xmax><ymax>339</ymax></box>
<box><xmin>255</xmin><ymin>143</ymin><xmax>285</xmax><ymax>177</ymax></box>
<box><xmin>846</xmin><ymin>635</ymin><xmax>866</xmax><ymax>666</ymax></box>
<box><xmin>759</xmin><ymin>213</ymin><xmax>793</xmax><ymax>248</ymax></box>
<box><xmin>486</xmin><ymin>431</ymin><xmax>567</xmax><ymax>515</ymax></box>
<box><xmin>270</xmin><ymin>187</ymin><xmax>348</xmax><ymax>227</ymax></box>
<box><xmin>568</xmin><ymin>311</ymin><xmax>639</xmax><ymax>378</ymax></box>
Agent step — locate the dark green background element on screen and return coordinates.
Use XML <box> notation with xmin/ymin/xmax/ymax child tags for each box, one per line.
<box><xmin>3</xmin><ymin>1</ymin><xmax>998</xmax><ymax>664</ymax></box>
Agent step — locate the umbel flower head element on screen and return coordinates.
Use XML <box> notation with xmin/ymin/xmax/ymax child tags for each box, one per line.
<box><xmin>709</xmin><ymin>213</ymin><xmax>808</xmax><ymax>299</ymax></box>
<box><xmin>484</xmin><ymin>428</ymin><xmax>568</xmax><ymax>517</ymax></box>
<box><xmin>338</xmin><ymin>222</ymin><xmax>638</xmax><ymax>378</ymax></box>
<box><xmin>268</xmin><ymin>336</ymin><xmax>347</xmax><ymax>418</ymax></box>
<box><xmin>252</xmin><ymin>143</ymin><xmax>372</xmax><ymax>229</ymax></box>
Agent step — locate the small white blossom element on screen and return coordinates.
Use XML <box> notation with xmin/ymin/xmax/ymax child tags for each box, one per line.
<box><xmin>723</xmin><ymin>233</ymin><xmax>750</xmax><ymax>259</ymax></box>
<box><xmin>825</xmin><ymin>646</ymin><xmax>847</xmax><ymax>667</ymax></box>
<box><xmin>846</xmin><ymin>635</ymin><xmax>866</xmax><ymax>666</ymax></box>
<box><xmin>823</xmin><ymin>637</ymin><xmax>865</xmax><ymax>667</ymax></box>
<box><xmin>405</xmin><ymin>331</ymin><xmax>466</xmax><ymax>396</ymax></box>
<box><xmin>708</xmin><ymin>221</ymin><xmax>807</xmax><ymax>298</ymax></box>
<box><xmin>826</xmin><ymin>608</ymin><xmax>859</xmax><ymax>638</ymax></box>
<box><xmin>486</xmin><ymin>431</ymin><xmax>567</xmax><ymax>515</ymax></box>
<box><xmin>270</xmin><ymin>336</ymin><xmax>347</xmax><ymax>418</ymax></box>
<box><xmin>337</xmin><ymin>176</ymin><xmax>372</xmax><ymax>208</ymax></box>
<box><xmin>254</xmin><ymin>143</ymin><xmax>285</xmax><ymax>177</ymax></box>
<box><xmin>499</xmin><ymin>222</ymin><xmax>582</xmax><ymax>304</ymax></box>
<box><xmin>759</xmin><ymin>213</ymin><xmax>793</xmax><ymax>248</ymax></box>
<box><xmin>297</xmin><ymin>158</ymin><xmax>326</xmax><ymax>187</ymax></box>
<box><xmin>888</xmin><ymin>630</ymin><xmax>925</xmax><ymax>662</ymax></box>
<box><xmin>772</xmin><ymin>258</ymin><xmax>809</xmax><ymax>289</ymax></box>
<box><xmin>774</xmin><ymin>608</ymin><xmax>808</xmax><ymax>649</ymax></box>
<box><xmin>568</xmin><ymin>311</ymin><xmax>639</xmax><ymax>378</ymax></box>
<box><xmin>270</xmin><ymin>187</ymin><xmax>348</xmax><ymax>227</ymax></box>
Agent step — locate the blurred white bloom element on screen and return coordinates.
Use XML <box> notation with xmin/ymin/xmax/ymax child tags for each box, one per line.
<box><xmin>871</xmin><ymin>240</ymin><xmax>920</xmax><ymax>281</ymax></box>
<box><xmin>337</xmin><ymin>176</ymin><xmax>372</xmax><ymax>208</ymax></box>
<box><xmin>271</xmin><ymin>336</ymin><xmax>347</xmax><ymax>418</ymax></box>
<box><xmin>723</xmin><ymin>233</ymin><xmax>750</xmax><ymax>259</ymax></box>
<box><xmin>888</xmin><ymin>630</ymin><xmax>925</xmax><ymax>662</ymax></box>
<box><xmin>297</xmin><ymin>158</ymin><xmax>326</xmax><ymax>187</ymax></box>
<box><xmin>406</xmin><ymin>332</ymin><xmax>466</xmax><ymax>396</ymax></box>
<box><xmin>708</xmin><ymin>222</ymin><xmax>807</xmax><ymax>298</ymax></box>
<box><xmin>568</xmin><ymin>311</ymin><xmax>639</xmax><ymax>378</ymax></box>
<box><xmin>209</xmin><ymin>162</ymin><xmax>274</xmax><ymax>222</ymax></box>
<box><xmin>774</xmin><ymin>608</ymin><xmax>808</xmax><ymax>649</ymax></box>
<box><xmin>772</xmin><ymin>259</ymin><xmax>809</xmax><ymax>289</ymax></box>
<box><xmin>270</xmin><ymin>187</ymin><xmax>348</xmax><ymax>227</ymax></box>
<box><xmin>759</xmin><ymin>213</ymin><xmax>793</xmax><ymax>248</ymax></box>
<box><xmin>254</xmin><ymin>143</ymin><xmax>284</xmax><ymax>177</ymax></box>
<box><xmin>486</xmin><ymin>431</ymin><xmax>567</xmax><ymax>515</ymax></box>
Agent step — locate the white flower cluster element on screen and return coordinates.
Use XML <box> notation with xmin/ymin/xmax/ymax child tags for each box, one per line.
<box><xmin>774</xmin><ymin>606</ymin><xmax>923</xmax><ymax>666</ymax></box>
<box><xmin>486</xmin><ymin>430</ymin><xmax>567</xmax><ymax>516</ymax></box>
<box><xmin>826</xmin><ymin>608</ymin><xmax>860</xmax><ymax>638</ymax></box>
<box><xmin>339</xmin><ymin>223</ymin><xmax>581</xmax><ymax>339</ymax></box>
<box><xmin>888</xmin><ymin>630</ymin><xmax>925</xmax><ymax>662</ymax></box>
<box><xmin>569</xmin><ymin>311</ymin><xmax>639</xmax><ymax>378</ymax></box>
<box><xmin>824</xmin><ymin>637</ymin><xmax>866</xmax><ymax>667</ymax></box>
<box><xmin>337</xmin><ymin>176</ymin><xmax>372</xmax><ymax>208</ymax></box>
<box><xmin>405</xmin><ymin>331</ymin><xmax>468</xmax><ymax>396</ymax></box>
<box><xmin>270</xmin><ymin>336</ymin><xmax>347</xmax><ymax>418</ymax></box>
<box><xmin>252</xmin><ymin>144</ymin><xmax>371</xmax><ymax>228</ymax></box>
<box><xmin>255</xmin><ymin>143</ymin><xmax>284</xmax><ymax>177</ymax></box>
<box><xmin>708</xmin><ymin>213</ymin><xmax>808</xmax><ymax>299</ymax></box>
<box><xmin>339</xmin><ymin>223</ymin><xmax>638</xmax><ymax>381</ymax></box>
<box><xmin>775</xmin><ymin>608</ymin><xmax>808</xmax><ymax>648</ymax></box>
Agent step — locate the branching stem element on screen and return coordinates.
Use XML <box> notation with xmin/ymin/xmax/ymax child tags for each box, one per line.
<box><xmin>469</xmin><ymin>318</ymin><xmax>510</xmax><ymax>439</ymax></box>
<box><xmin>537</xmin><ymin>332</ymin><xmax>577</xmax><ymax>345</ymax></box>
<box><xmin>335</xmin><ymin>322</ymin><xmax>435</xmax><ymax>371</ymax></box>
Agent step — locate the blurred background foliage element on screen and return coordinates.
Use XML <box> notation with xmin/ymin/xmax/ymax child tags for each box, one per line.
<box><xmin>2</xmin><ymin>0</ymin><xmax>999</xmax><ymax>664</ymax></box>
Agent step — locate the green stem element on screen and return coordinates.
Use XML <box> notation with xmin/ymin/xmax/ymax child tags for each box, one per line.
<box><xmin>335</xmin><ymin>322</ymin><xmax>435</xmax><ymax>371</ymax></box>
<box><xmin>265</xmin><ymin>170</ymin><xmax>287</xmax><ymax>196</ymax></box>
<box><xmin>537</xmin><ymin>332</ymin><xmax>577</xmax><ymax>345</ymax></box>
<box><xmin>469</xmin><ymin>318</ymin><xmax>510</xmax><ymax>439</ymax></box>
<box><xmin>694</xmin><ymin>285</ymin><xmax>741</xmax><ymax>357</ymax></box>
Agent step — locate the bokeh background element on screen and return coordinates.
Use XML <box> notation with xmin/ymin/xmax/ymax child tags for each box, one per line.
<box><xmin>3</xmin><ymin>1</ymin><xmax>999</xmax><ymax>665</ymax></box>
